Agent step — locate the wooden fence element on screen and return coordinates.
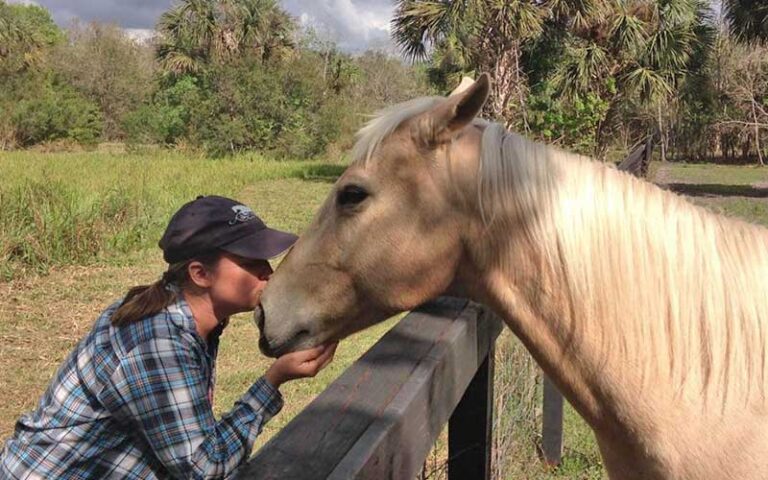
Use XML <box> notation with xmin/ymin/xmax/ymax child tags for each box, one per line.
<box><xmin>235</xmin><ymin>297</ymin><xmax>567</xmax><ymax>479</ymax></box>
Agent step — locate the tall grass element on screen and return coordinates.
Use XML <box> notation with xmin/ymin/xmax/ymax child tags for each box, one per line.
<box><xmin>0</xmin><ymin>151</ymin><xmax>344</xmax><ymax>279</ymax></box>
<box><xmin>418</xmin><ymin>329</ymin><xmax>605</xmax><ymax>480</ymax></box>
<box><xmin>492</xmin><ymin>330</ymin><xmax>542</xmax><ymax>479</ymax></box>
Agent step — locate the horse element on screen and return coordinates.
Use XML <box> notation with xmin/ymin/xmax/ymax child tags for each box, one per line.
<box><xmin>256</xmin><ymin>74</ymin><xmax>768</xmax><ymax>479</ymax></box>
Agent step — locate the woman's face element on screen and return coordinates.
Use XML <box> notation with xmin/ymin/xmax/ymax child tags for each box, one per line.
<box><xmin>207</xmin><ymin>253</ymin><xmax>273</xmax><ymax>317</ymax></box>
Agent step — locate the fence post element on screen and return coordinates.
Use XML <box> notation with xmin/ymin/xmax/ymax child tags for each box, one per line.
<box><xmin>541</xmin><ymin>376</ymin><xmax>564</xmax><ymax>465</ymax></box>
<box><xmin>448</xmin><ymin>341</ymin><xmax>495</xmax><ymax>480</ymax></box>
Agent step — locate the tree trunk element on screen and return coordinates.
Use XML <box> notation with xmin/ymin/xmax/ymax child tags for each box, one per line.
<box><xmin>752</xmin><ymin>100</ymin><xmax>764</xmax><ymax>166</ymax></box>
<box><xmin>658</xmin><ymin>102</ymin><xmax>667</xmax><ymax>162</ymax></box>
<box><xmin>513</xmin><ymin>44</ymin><xmax>529</xmax><ymax>133</ymax></box>
<box><xmin>489</xmin><ymin>48</ymin><xmax>514</xmax><ymax>124</ymax></box>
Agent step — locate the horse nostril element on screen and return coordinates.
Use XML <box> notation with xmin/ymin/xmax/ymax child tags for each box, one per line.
<box><xmin>255</xmin><ymin>304</ymin><xmax>265</xmax><ymax>331</ymax></box>
<box><xmin>258</xmin><ymin>335</ymin><xmax>275</xmax><ymax>357</ymax></box>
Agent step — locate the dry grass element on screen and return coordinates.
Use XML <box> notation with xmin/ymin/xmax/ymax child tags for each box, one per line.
<box><xmin>0</xmin><ymin>250</ymin><xmax>160</xmax><ymax>439</ymax></box>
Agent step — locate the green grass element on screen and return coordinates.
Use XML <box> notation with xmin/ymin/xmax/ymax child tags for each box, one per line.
<box><xmin>0</xmin><ymin>151</ymin><xmax>345</xmax><ymax>279</ymax></box>
<box><xmin>657</xmin><ymin>162</ymin><xmax>768</xmax><ymax>185</ymax></box>
<box><xmin>0</xmin><ymin>152</ymin><xmax>402</xmax><ymax>461</ymax></box>
<box><xmin>653</xmin><ymin>161</ymin><xmax>768</xmax><ymax>227</ymax></box>
<box><xmin>0</xmin><ymin>152</ymin><xmax>351</xmax><ymax>449</ymax></box>
<box><xmin>692</xmin><ymin>197</ymin><xmax>768</xmax><ymax>227</ymax></box>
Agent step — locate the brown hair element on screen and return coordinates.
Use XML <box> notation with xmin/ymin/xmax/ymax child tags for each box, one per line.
<box><xmin>111</xmin><ymin>252</ymin><xmax>221</xmax><ymax>327</ymax></box>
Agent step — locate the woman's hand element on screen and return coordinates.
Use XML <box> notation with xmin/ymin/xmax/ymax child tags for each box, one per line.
<box><xmin>264</xmin><ymin>342</ymin><xmax>338</xmax><ymax>389</ymax></box>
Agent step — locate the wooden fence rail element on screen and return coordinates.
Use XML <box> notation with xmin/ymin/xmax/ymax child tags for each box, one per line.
<box><xmin>236</xmin><ymin>297</ymin><xmax>573</xmax><ymax>478</ymax></box>
<box><xmin>236</xmin><ymin>297</ymin><xmax>503</xmax><ymax>479</ymax></box>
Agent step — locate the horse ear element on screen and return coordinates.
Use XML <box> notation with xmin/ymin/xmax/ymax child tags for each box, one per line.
<box><xmin>414</xmin><ymin>73</ymin><xmax>491</xmax><ymax>147</ymax></box>
<box><xmin>449</xmin><ymin>76</ymin><xmax>477</xmax><ymax>97</ymax></box>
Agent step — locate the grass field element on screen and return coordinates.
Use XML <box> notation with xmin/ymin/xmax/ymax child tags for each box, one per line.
<box><xmin>0</xmin><ymin>151</ymin><xmax>346</xmax><ymax>280</ymax></box>
<box><xmin>3</xmin><ymin>153</ymin><xmax>768</xmax><ymax>479</ymax></box>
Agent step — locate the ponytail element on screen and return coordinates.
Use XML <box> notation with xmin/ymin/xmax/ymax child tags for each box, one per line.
<box><xmin>111</xmin><ymin>252</ymin><xmax>220</xmax><ymax>326</ymax></box>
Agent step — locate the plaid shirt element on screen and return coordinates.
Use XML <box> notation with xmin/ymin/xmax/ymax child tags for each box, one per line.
<box><xmin>1</xmin><ymin>294</ymin><xmax>283</xmax><ymax>479</ymax></box>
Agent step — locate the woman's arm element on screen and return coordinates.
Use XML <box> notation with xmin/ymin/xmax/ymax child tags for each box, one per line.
<box><xmin>104</xmin><ymin>337</ymin><xmax>281</xmax><ymax>479</ymax></box>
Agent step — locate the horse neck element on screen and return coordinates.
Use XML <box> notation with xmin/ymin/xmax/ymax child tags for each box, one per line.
<box><xmin>465</xmin><ymin>151</ymin><xmax>768</xmax><ymax>430</ymax></box>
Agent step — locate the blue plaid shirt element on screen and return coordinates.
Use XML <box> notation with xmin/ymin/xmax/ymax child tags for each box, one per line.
<box><xmin>1</xmin><ymin>294</ymin><xmax>283</xmax><ymax>479</ymax></box>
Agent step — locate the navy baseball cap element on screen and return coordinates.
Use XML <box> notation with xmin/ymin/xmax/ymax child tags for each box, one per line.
<box><xmin>159</xmin><ymin>195</ymin><xmax>298</xmax><ymax>264</ymax></box>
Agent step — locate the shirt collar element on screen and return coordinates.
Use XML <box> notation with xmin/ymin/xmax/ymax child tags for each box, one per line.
<box><xmin>165</xmin><ymin>283</ymin><xmax>225</xmax><ymax>347</ymax></box>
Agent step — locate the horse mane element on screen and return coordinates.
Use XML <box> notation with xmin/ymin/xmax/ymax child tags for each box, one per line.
<box><xmin>353</xmin><ymin>97</ymin><xmax>768</xmax><ymax>407</ymax></box>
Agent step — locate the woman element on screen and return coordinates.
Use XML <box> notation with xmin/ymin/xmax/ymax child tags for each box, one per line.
<box><xmin>1</xmin><ymin>195</ymin><xmax>337</xmax><ymax>479</ymax></box>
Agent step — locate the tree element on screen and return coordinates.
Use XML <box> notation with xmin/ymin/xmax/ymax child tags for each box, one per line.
<box><xmin>709</xmin><ymin>36</ymin><xmax>768</xmax><ymax>164</ymax></box>
<box><xmin>723</xmin><ymin>0</ymin><xmax>768</xmax><ymax>43</ymax></box>
<box><xmin>0</xmin><ymin>1</ymin><xmax>62</xmax><ymax>74</ymax></box>
<box><xmin>392</xmin><ymin>0</ymin><xmax>715</xmax><ymax>160</ymax></box>
<box><xmin>156</xmin><ymin>0</ymin><xmax>294</xmax><ymax>75</ymax></box>
<box><xmin>52</xmin><ymin>22</ymin><xmax>156</xmax><ymax>139</ymax></box>
<box><xmin>392</xmin><ymin>0</ymin><xmax>549</xmax><ymax>127</ymax></box>
<box><xmin>550</xmin><ymin>0</ymin><xmax>714</xmax><ymax>160</ymax></box>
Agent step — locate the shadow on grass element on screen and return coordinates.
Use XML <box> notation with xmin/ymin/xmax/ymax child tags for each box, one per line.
<box><xmin>666</xmin><ymin>183</ymin><xmax>768</xmax><ymax>198</ymax></box>
<box><xmin>290</xmin><ymin>164</ymin><xmax>347</xmax><ymax>184</ymax></box>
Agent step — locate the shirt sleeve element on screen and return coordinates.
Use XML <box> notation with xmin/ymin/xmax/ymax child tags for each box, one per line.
<box><xmin>105</xmin><ymin>337</ymin><xmax>283</xmax><ymax>479</ymax></box>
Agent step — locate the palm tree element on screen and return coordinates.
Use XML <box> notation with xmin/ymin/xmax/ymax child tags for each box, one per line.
<box><xmin>156</xmin><ymin>0</ymin><xmax>295</xmax><ymax>75</ymax></box>
<box><xmin>0</xmin><ymin>2</ymin><xmax>62</xmax><ymax>72</ymax></box>
<box><xmin>393</xmin><ymin>0</ymin><xmax>713</xmax><ymax>160</ymax></box>
<box><xmin>723</xmin><ymin>0</ymin><xmax>768</xmax><ymax>43</ymax></box>
<box><xmin>157</xmin><ymin>10</ymin><xmax>199</xmax><ymax>74</ymax></box>
<box><xmin>234</xmin><ymin>0</ymin><xmax>294</xmax><ymax>63</ymax></box>
<box><xmin>552</xmin><ymin>0</ymin><xmax>713</xmax><ymax>159</ymax></box>
<box><xmin>392</xmin><ymin>0</ymin><xmax>549</xmax><ymax>127</ymax></box>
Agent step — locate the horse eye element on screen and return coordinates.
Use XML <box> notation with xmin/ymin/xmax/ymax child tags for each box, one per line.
<box><xmin>337</xmin><ymin>185</ymin><xmax>369</xmax><ymax>208</ymax></box>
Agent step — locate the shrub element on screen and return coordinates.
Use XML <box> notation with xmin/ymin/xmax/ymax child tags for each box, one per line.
<box><xmin>11</xmin><ymin>83</ymin><xmax>103</xmax><ymax>146</ymax></box>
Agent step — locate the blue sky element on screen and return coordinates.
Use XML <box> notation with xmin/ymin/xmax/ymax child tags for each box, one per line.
<box><xmin>8</xmin><ymin>0</ymin><xmax>396</xmax><ymax>52</ymax></box>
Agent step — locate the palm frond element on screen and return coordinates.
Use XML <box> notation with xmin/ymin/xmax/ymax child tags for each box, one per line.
<box><xmin>553</xmin><ymin>43</ymin><xmax>608</xmax><ymax>99</ymax></box>
<box><xmin>622</xmin><ymin>65</ymin><xmax>673</xmax><ymax>102</ymax></box>
<box><xmin>392</xmin><ymin>0</ymin><xmax>456</xmax><ymax>60</ymax></box>
<box><xmin>608</xmin><ymin>7</ymin><xmax>648</xmax><ymax>54</ymax></box>
<box><xmin>723</xmin><ymin>0</ymin><xmax>768</xmax><ymax>42</ymax></box>
<box><xmin>546</xmin><ymin>0</ymin><xmax>602</xmax><ymax>31</ymax></box>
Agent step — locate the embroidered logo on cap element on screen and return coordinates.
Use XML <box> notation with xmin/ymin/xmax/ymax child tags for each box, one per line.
<box><xmin>229</xmin><ymin>205</ymin><xmax>256</xmax><ymax>225</ymax></box>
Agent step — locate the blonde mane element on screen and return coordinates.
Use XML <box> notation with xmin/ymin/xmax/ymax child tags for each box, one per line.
<box><xmin>499</xmin><ymin>132</ymin><xmax>768</xmax><ymax>406</ymax></box>
<box><xmin>353</xmin><ymin>99</ymin><xmax>768</xmax><ymax>407</ymax></box>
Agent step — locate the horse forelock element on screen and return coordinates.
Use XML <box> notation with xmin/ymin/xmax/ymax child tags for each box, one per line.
<box><xmin>351</xmin><ymin>96</ymin><xmax>491</xmax><ymax>167</ymax></box>
<box><xmin>351</xmin><ymin>97</ymin><xmax>442</xmax><ymax>166</ymax></box>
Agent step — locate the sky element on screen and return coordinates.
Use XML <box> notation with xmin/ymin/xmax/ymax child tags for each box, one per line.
<box><xmin>8</xmin><ymin>0</ymin><xmax>397</xmax><ymax>53</ymax></box>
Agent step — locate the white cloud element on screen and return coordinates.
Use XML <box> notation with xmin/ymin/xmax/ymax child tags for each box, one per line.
<box><xmin>24</xmin><ymin>0</ymin><xmax>395</xmax><ymax>53</ymax></box>
<box><xmin>281</xmin><ymin>0</ymin><xmax>395</xmax><ymax>53</ymax></box>
<box><xmin>7</xmin><ymin>0</ymin><xmax>41</xmax><ymax>5</ymax></box>
<box><xmin>330</xmin><ymin>0</ymin><xmax>391</xmax><ymax>36</ymax></box>
<box><xmin>124</xmin><ymin>28</ymin><xmax>155</xmax><ymax>44</ymax></box>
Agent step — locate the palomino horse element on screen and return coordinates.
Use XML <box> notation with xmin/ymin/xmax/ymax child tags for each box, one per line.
<box><xmin>256</xmin><ymin>74</ymin><xmax>768</xmax><ymax>479</ymax></box>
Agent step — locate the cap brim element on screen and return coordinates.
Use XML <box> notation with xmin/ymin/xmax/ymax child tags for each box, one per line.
<box><xmin>220</xmin><ymin>227</ymin><xmax>298</xmax><ymax>260</ymax></box>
